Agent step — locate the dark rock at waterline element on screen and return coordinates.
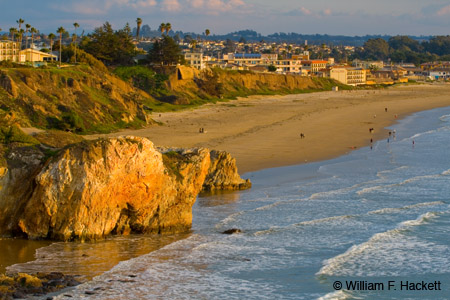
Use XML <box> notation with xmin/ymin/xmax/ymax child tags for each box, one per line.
<box><xmin>0</xmin><ymin>272</ymin><xmax>81</xmax><ymax>299</ymax></box>
<box><xmin>222</xmin><ymin>228</ymin><xmax>242</xmax><ymax>234</ymax></box>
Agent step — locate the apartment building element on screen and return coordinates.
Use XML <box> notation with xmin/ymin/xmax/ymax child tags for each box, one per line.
<box><xmin>272</xmin><ymin>59</ymin><xmax>302</xmax><ymax>73</ymax></box>
<box><xmin>324</xmin><ymin>66</ymin><xmax>367</xmax><ymax>86</ymax></box>
<box><xmin>301</xmin><ymin>60</ymin><xmax>328</xmax><ymax>74</ymax></box>
<box><xmin>184</xmin><ymin>52</ymin><xmax>205</xmax><ymax>70</ymax></box>
<box><xmin>0</xmin><ymin>41</ymin><xmax>21</xmax><ymax>62</ymax></box>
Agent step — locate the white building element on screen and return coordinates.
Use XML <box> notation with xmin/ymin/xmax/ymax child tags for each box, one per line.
<box><xmin>184</xmin><ymin>52</ymin><xmax>205</xmax><ymax>70</ymax></box>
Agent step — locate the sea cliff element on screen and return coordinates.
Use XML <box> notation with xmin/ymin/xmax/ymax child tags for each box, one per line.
<box><xmin>0</xmin><ymin>136</ymin><xmax>250</xmax><ymax>241</ymax></box>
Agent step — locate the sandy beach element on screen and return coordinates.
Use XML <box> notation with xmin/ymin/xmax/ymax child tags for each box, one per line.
<box><xmin>87</xmin><ymin>83</ymin><xmax>450</xmax><ymax>173</ymax></box>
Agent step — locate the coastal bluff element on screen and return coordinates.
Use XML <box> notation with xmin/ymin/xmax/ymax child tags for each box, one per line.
<box><xmin>0</xmin><ymin>137</ymin><xmax>250</xmax><ymax>241</ymax></box>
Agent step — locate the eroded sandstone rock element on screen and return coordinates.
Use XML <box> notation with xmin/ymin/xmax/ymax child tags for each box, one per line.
<box><xmin>0</xmin><ymin>136</ymin><xmax>250</xmax><ymax>241</ymax></box>
<box><xmin>203</xmin><ymin>150</ymin><xmax>251</xmax><ymax>191</ymax></box>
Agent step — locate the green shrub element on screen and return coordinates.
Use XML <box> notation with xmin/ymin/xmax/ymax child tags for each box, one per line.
<box><xmin>0</xmin><ymin>126</ymin><xmax>39</xmax><ymax>145</ymax></box>
<box><xmin>113</xmin><ymin>66</ymin><xmax>168</xmax><ymax>95</ymax></box>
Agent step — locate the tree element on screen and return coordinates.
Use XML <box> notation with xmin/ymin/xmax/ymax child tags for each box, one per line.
<box><xmin>205</xmin><ymin>29</ymin><xmax>210</xmax><ymax>38</ymax></box>
<box><xmin>73</xmin><ymin>22</ymin><xmax>79</xmax><ymax>63</ymax></box>
<box><xmin>16</xmin><ymin>18</ymin><xmax>24</xmax><ymax>47</ymax></box>
<box><xmin>222</xmin><ymin>39</ymin><xmax>235</xmax><ymax>54</ymax></box>
<box><xmin>190</xmin><ymin>39</ymin><xmax>197</xmax><ymax>52</ymax></box>
<box><xmin>57</xmin><ymin>26</ymin><xmax>66</xmax><ymax>67</ymax></box>
<box><xmin>136</xmin><ymin>18</ymin><xmax>142</xmax><ymax>41</ymax></box>
<box><xmin>388</xmin><ymin>36</ymin><xmax>422</xmax><ymax>52</ymax></box>
<box><xmin>363</xmin><ymin>38</ymin><xmax>390</xmax><ymax>60</ymax></box>
<box><xmin>147</xmin><ymin>35</ymin><xmax>184</xmax><ymax>65</ymax></box>
<box><xmin>48</xmin><ymin>33</ymin><xmax>55</xmax><ymax>61</ymax></box>
<box><xmin>165</xmin><ymin>23</ymin><xmax>171</xmax><ymax>35</ymax></box>
<box><xmin>30</xmin><ymin>27</ymin><xmax>37</xmax><ymax>46</ymax></box>
<box><xmin>159</xmin><ymin>23</ymin><xmax>166</xmax><ymax>36</ymax></box>
<box><xmin>80</xmin><ymin>22</ymin><xmax>135</xmax><ymax>65</ymax></box>
<box><xmin>9</xmin><ymin>28</ymin><xmax>17</xmax><ymax>42</ymax></box>
<box><xmin>268</xmin><ymin>65</ymin><xmax>277</xmax><ymax>72</ymax></box>
<box><xmin>18</xmin><ymin>29</ymin><xmax>24</xmax><ymax>50</ymax></box>
<box><xmin>25</xmin><ymin>24</ymin><xmax>31</xmax><ymax>49</ymax></box>
<box><xmin>30</xmin><ymin>27</ymin><xmax>38</xmax><ymax>63</ymax></box>
<box><xmin>424</xmin><ymin>36</ymin><xmax>450</xmax><ymax>56</ymax></box>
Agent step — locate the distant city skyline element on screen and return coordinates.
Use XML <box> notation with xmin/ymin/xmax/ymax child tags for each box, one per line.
<box><xmin>1</xmin><ymin>0</ymin><xmax>449</xmax><ymax>36</ymax></box>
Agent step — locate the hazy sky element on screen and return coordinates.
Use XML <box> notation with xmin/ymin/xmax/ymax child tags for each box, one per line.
<box><xmin>1</xmin><ymin>0</ymin><xmax>449</xmax><ymax>36</ymax></box>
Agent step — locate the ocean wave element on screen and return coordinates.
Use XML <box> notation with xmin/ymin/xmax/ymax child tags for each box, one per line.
<box><xmin>317</xmin><ymin>290</ymin><xmax>362</xmax><ymax>300</ymax></box>
<box><xmin>368</xmin><ymin>201</ymin><xmax>445</xmax><ymax>215</ymax></box>
<box><xmin>254</xmin><ymin>215</ymin><xmax>356</xmax><ymax>236</ymax></box>
<box><xmin>356</xmin><ymin>173</ymin><xmax>443</xmax><ymax>196</ymax></box>
<box><xmin>316</xmin><ymin>212</ymin><xmax>442</xmax><ymax>277</ymax></box>
<box><xmin>439</xmin><ymin>114</ymin><xmax>450</xmax><ymax>122</ymax></box>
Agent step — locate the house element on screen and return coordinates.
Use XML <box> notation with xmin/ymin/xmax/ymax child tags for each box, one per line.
<box><xmin>19</xmin><ymin>48</ymin><xmax>57</xmax><ymax>62</ymax></box>
<box><xmin>429</xmin><ymin>68</ymin><xmax>450</xmax><ymax>80</ymax></box>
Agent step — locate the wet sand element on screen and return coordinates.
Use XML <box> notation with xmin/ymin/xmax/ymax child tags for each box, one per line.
<box><xmin>87</xmin><ymin>83</ymin><xmax>450</xmax><ymax>173</ymax></box>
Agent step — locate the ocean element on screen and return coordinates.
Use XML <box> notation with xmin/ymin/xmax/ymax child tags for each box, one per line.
<box><xmin>8</xmin><ymin>106</ymin><xmax>450</xmax><ymax>299</ymax></box>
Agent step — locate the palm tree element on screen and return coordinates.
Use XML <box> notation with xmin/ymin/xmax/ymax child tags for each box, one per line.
<box><xmin>73</xmin><ymin>23</ymin><xmax>79</xmax><ymax>63</ymax></box>
<box><xmin>29</xmin><ymin>27</ymin><xmax>38</xmax><ymax>63</ymax></box>
<box><xmin>136</xmin><ymin>18</ymin><xmax>142</xmax><ymax>41</ymax></box>
<box><xmin>16</xmin><ymin>18</ymin><xmax>24</xmax><ymax>48</ymax></box>
<box><xmin>18</xmin><ymin>29</ymin><xmax>24</xmax><ymax>51</ymax></box>
<box><xmin>205</xmin><ymin>29</ymin><xmax>210</xmax><ymax>38</ymax></box>
<box><xmin>9</xmin><ymin>28</ymin><xmax>17</xmax><ymax>42</ymax></box>
<box><xmin>57</xmin><ymin>26</ymin><xmax>66</xmax><ymax>67</ymax></box>
<box><xmin>30</xmin><ymin>27</ymin><xmax>37</xmax><ymax>47</ymax></box>
<box><xmin>25</xmin><ymin>24</ymin><xmax>31</xmax><ymax>49</ymax></box>
<box><xmin>159</xmin><ymin>23</ymin><xmax>166</xmax><ymax>36</ymax></box>
<box><xmin>165</xmin><ymin>23</ymin><xmax>171</xmax><ymax>35</ymax></box>
<box><xmin>48</xmin><ymin>33</ymin><xmax>55</xmax><ymax>62</ymax></box>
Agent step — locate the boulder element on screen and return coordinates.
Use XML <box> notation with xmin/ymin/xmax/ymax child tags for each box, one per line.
<box><xmin>203</xmin><ymin>150</ymin><xmax>252</xmax><ymax>191</ymax></box>
<box><xmin>0</xmin><ymin>137</ymin><xmax>251</xmax><ymax>241</ymax></box>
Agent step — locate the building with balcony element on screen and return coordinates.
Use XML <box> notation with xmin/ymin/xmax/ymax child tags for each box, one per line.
<box><xmin>323</xmin><ymin>66</ymin><xmax>367</xmax><ymax>86</ymax></box>
<box><xmin>0</xmin><ymin>41</ymin><xmax>21</xmax><ymax>62</ymax></box>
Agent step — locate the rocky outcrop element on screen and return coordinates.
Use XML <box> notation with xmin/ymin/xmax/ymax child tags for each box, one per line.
<box><xmin>0</xmin><ymin>137</ymin><xmax>250</xmax><ymax>241</ymax></box>
<box><xmin>0</xmin><ymin>70</ymin><xmax>18</xmax><ymax>98</ymax></box>
<box><xmin>203</xmin><ymin>150</ymin><xmax>251</xmax><ymax>191</ymax></box>
<box><xmin>0</xmin><ymin>146</ymin><xmax>46</xmax><ymax>236</ymax></box>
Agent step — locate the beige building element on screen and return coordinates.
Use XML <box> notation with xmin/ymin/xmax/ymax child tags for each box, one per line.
<box><xmin>184</xmin><ymin>52</ymin><xmax>205</xmax><ymax>70</ymax></box>
<box><xmin>272</xmin><ymin>59</ymin><xmax>302</xmax><ymax>73</ymax></box>
<box><xmin>326</xmin><ymin>67</ymin><xmax>367</xmax><ymax>86</ymax></box>
<box><xmin>0</xmin><ymin>41</ymin><xmax>21</xmax><ymax>62</ymax></box>
<box><xmin>301</xmin><ymin>60</ymin><xmax>328</xmax><ymax>74</ymax></box>
<box><xmin>19</xmin><ymin>49</ymin><xmax>57</xmax><ymax>62</ymax></box>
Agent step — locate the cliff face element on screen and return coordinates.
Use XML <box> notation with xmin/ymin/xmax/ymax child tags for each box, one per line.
<box><xmin>0</xmin><ymin>137</ymin><xmax>250</xmax><ymax>241</ymax></box>
<box><xmin>0</xmin><ymin>66</ymin><xmax>155</xmax><ymax>132</ymax></box>
<box><xmin>167</xmin><ymin>66</ymin><xmax>341</xmax><ymax>103</ymax></box>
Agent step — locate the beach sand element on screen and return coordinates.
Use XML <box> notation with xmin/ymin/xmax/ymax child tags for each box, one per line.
<box><xmin>87</xmin><ymin>83</ymin><xmax>450</xmax><ymax>173</ymax></box>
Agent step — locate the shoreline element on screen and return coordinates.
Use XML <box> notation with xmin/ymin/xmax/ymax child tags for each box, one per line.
<box><xmin>87</xmin><ymin>83</ymin><xmax>450</xmax><ymax>174</ymax></box>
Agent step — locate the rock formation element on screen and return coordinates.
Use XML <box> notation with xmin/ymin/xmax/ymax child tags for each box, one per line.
<box><xmin>203</xmin><ymin>150</ymin><xmax>251</xmax><ymax>191</ymax></box>
<box><xmin>0</xmin><ymin>137</ymin><xmax>250</xmax><ymax>241</ymax></box>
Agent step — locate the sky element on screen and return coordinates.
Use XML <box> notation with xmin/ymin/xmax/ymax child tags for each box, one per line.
<box><xmin>0</xmin><ymin>0</ymin><xmax>449</xmax><ymax>36</ymax></box>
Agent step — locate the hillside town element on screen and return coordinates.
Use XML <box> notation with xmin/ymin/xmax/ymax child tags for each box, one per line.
<box><xmin>1</xmin><ymin>22</ymin><xmax>450</xmax><ymax>87</ymax></box>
